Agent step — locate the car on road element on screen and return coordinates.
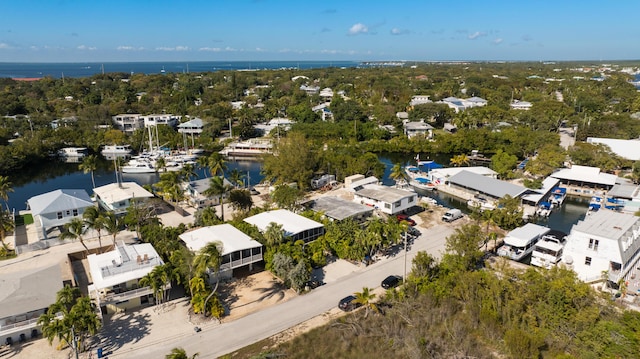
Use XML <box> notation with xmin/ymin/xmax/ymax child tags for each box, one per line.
<box><xmin>338</xmin><ymin>295</ymin><xmax>360</xmax><ymax>311</ymax></box>
<box><xmin>396</xmin><ymin>213</ymin><xmax>416</xmax><ymax>226</ymax></box>
<box><xmin>381</xmin><ymin>275</ymin><xmax>402</xmax><ymax>289</ymax></box>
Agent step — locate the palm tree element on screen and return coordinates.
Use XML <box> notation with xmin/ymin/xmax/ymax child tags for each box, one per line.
<box><xmin>83</xmin><ymin>207</ymin><xmax>105</xmax><ymax>252</ymax></box>
<box><xmin>203</xmin><ymin>176</ymin><xmax>230</xmax><ymax>221</ymax></box>
<box><xmin>139</xmin><ymin>264</ymin><xmax>169</xmax><ymax>306</ymax></box>
<box><xmin>0</xmin><ymin>209</ymin><xmax>15</xmax><ymax>251</ymax></box>
<box><xmin>194</xmin><ymin>241</ymin><xmax>223</xmax><ymax>317</ymax></box>
<box><xmin>103</xmin><ymin>211</ymin><xmax>120</xmax><ymax>247</ymax></box>
<box><xmin>155</xmin><ymin>157</ymin><xmax>167</xmax><ymax>173</ymax></box>
<box><xmin>207</xmin><ymin>153</ymin><xmax>227</xmax><ymax>177</ymax></box>
<box><xmin>196</xmin><ymin>156</ymin><xmax>210</xmax><ymax>177</ymax></box>
<box><xmin>353</xmin><ymin>286</ymin><xmax>379</xmax><ymax>317</ymax></box>
<box><xmin>158</xmin><ymin>172</ymin><xmax>185</xmax><ymax>205</ymax></box>
<box><xmin>165</xmin><ymin>347</ymin><xmax>199</xmax><ymax>359</ymax></box>
<box><xmin>0</xmin><ymin>175</ymin><xmax>14</xmax><ymax>210</ymax></box>
<box><xmin>263</xmin><ymin>222</ymin><xmax>285</xmax><ymax>247</ymax></box>
<box><xmin>60</xmin><ymin>218</ymin><xmax>89</xmax><ymax>255</ymax></box>
<box><xmin>450</xmin><ymin>154</ymin><xmax>470</xmax><ymax>167</ymax></box>
<box><xmin>389</xmin><ymin>162</ymin><xmax>406</xmax><ymax>187</ymax></box>
<box><xmin>78</xmin><ymin>155</ymin><xmax>98</xmax><ymax>188</ymax></box>
<box><xmin>228</xmin><ymin>168</ymin><xmax>245</xmax><ymax>188</ymax></box>
<box><xmin>180</xmin><ymin>163</ymin><xmax>198</xmax><ymax>182</ymax></box>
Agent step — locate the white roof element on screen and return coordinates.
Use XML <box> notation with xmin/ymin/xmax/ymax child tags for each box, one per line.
<box><xmin>177</xmin><ymin>117</ymin><xmax>204</xmax><ymax>128</ymax></box>
<box><xmin>355</xmin><ymin>185</ymin><xmax>416</xmax><ymax>203</ymax></box>
<box><xmin>586</xmin><ymin>137</ymin><xmax>640</xmax><ymax>161</ymax></box>
<box><xmin>0</xmin><ymin>264</ymin><xmax>63</xmax><ymax>318</ymax></box>
<box><xmin>534</xmin><ymin>237</ymin><xmax>564</xmax><ymax>252</ymax></box>
<box><xmin>550</xmin><ymin>165</ymin><xmax>617</xmax><ymax>186</ymax></box>
<box><xmin>28</xmin><ymin>189</ymin><xmax>93</xmax><ymax>216</ymax></box>
<box><xmin>244</xmin><ymin>209</ymin><xmax>323</xmax><ymax>237</ymax></box>
<box><xmin>93</xmin><ymin>182</ymin><xmax>154</xmax><ymax>204</ymax></box>
<box><xmin>504</xmin><ymin>223</ymin><xmax>550</xmax><ymax>247</ymax></box>
<box><xmin>521</xmin><ymin>177</ymin><xmax>561</xmax><ymax>203</ymax></box>
<box><xmin>430</xmin><ymin>166</ymin><xmax>497</xmax><ymax>178</ymax></box>
<box><xmin>87</xmin><ymin>242</ymin><xmax>163</xmax><ymax>290</ymax></box>
<box><xmin>179</xmin><ymin>224</ymin><xmax>262</xmax><ymax>255</ymax></box>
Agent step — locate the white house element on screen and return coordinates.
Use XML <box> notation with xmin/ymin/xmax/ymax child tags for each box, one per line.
<box><xmin>353</xmin><ymin>185</ymin><xmax>418</xmax><ymax>215</ymax></box>
<box><xmin>179</xmin><ymin>224</ymin><xmax>263</xmax><ymax>281</ymax></box>
<box><xmin>112</xmin><ymin>114</ymin><xmax>144</xmax><ymax>133</ymax></box>
<box><xmin>27</xmin><ymin>189</ymin><xmax>94</xmax><ymax>240</ymax></box>
<box><xmin>244</xmin><ymin>209</ymin><xmax>324</xmax><ymax>244</ymax></box>
<box><xmin>510</xmin><ymin>100</ymin><xmax>533</xmax><ymax>110</ymax></box>
<box><xmin>88</xmin><ymin>242</ymin><xmax>164</xmax><ymax>314</ymax></box>
<box><xmin>319</xmin><ymin>87</ymin><xmax>334</xmax><ymax>101</ymax></box>
<box><xmin>403</xmin><ymin>120</ymin><xmax>434</xmax><ymax>139</ymax></box>
<box><xmin>183</xmin><ymin>177</ymin><xmax>234</xmax><ymax>209</ymax></box>
<box><xmin>177</xmin><ymin>117</ymin><xmax>204</xmax><ymax>135</ymax></box>
<box><xmin>93</xmin><ymin>182</ymin><xmax>154</xmax><ymax>215</ymax></box>
<box><xmin>409</xmin><ymin>95</ymin><xmax>432</xmax><ymax>107</ymax></box>
<box><xmin>439</xmin><ymin>96</ymin><xmax>487</xmax><ymax>113</ymax></box>
<box><xmin>562</xmin><ymin>210</ymin><xmax>640</xmax><ymax>286</ymax></box>
<box><xmin>305</xmin><ymin>196</ymin><xmax>373</xmax><ymax>222</ymax></box>
<box><xmin>300</xmin><ymin>84</ymin><xmax>320</xmax><ymax>95</ymax></box>
<box><xmin>142</xmin><ymin>114</ymin><xmax>181</xmax><ymax>128</ymax></box>
<box><xmin>0</xmin><ymin>265</ymin><xmax>63</xmax><ymax>345</ymax></box>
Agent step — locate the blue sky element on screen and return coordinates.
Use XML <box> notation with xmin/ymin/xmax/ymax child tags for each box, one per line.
<box><xmin>1</xmin><ymin>0</ymin><xmax>637</xmax><ymax>62</ymax></box>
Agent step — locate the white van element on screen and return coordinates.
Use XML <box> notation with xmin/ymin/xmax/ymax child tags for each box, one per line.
<box><xmin>442</xmin><ymin>208</ymin><xmax>463</xmax><ymax>222</ymax></box>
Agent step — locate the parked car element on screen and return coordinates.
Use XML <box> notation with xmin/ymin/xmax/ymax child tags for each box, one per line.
<box><xmin>381</xmin><ymin>275</ymin><xmax>403</xmax><ymax>289</ymax></box>
<box><xmin>338</xmin><ymin>295</ymin><xmax>360</xmax><ymax>311</ymax></box>
<box><xmin>396</xmin><ymin>213</ymin><xmax>416</xmax><ymax>226</ymax></box>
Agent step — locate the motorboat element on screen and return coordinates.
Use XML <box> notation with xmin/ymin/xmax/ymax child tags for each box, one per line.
<box><xmin>549</xmin><ymin>187</ymin><xmax>567</xmax><ymax>208</ymax></box>
<box><xmin>120</xmin><ymin>159</ymin><xmax>156</xmax><ymax>173</ymax></box>
<box><xmin>497</xmin><ymin>223</ymin><xmax>550</xmax><ymax>262</ymax></box>
<box><xmin>57</xmin><ymin>147</ymin><xmax>88</xmax><ymax>162</ymax></box>
<box><xmin>219</xmin><ymin>138</ymin><xmax>273</xmax><ymax>157</ymax></box>
<box><xmin>530</xmin><ymin>230</ymin><xmax>567</xmax><ymax>269</ymax></box>
<box><xmin>101</xmin><ymin>144</ymin><xmax>133</xmax><ymax>157</ymax></box>
<box><xmin>404</xmin><ymin>158</ymin><xmax>442</xmax><ymax>192</ymax></box>
<box><xmin>467</xmin><ymin>195</ymin><xmax>496</xmax><ymax>211</ymax></box>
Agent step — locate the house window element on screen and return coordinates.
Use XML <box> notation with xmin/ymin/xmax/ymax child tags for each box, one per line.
<box><xmin>57</xmin><ymin>212</ymin><xmax>63</xmax><ymax>219</ymax></box>
<box><xmin>72</xmin><ymin>209</ymin><xmax>78</xmax><ymax>216</ymax></box>
<box><xmin>408</xmin><ymin>197</ymin><xmax>414</xmax><ymax>203</ymax></box>
<box><xmin>585</xmin><ymin>257</ymin><xmax>592</xmax><ymax>266</ymax></box>
<box><xmin>384</xmin><ymin>203</ymin><xmax>391</xmax><ymax>209</ymax></box>
<box><xmin>394</xmin><ymin>201</ymin><xmax>401</xmax><ymax>207</ymax></box>
<box><xmin>588</xmin><ymin>239</ymin><xmax>599</xmax><ymax>251</ymax></box>
<box><xmin>66</xmin><ymin>210</ymin><xmax>71</xmax><ymax>216</ymax></box>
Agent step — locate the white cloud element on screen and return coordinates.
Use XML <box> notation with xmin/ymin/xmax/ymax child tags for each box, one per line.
<box><xmin>77</xmin><ymin>45</ymin><xmax>96</xmax><ymax>50</ymax></box>
<box><xmin>348</xmin><ymin>23</ymin><xmax>368</xmax><ymax>35</ymax></box>
<box><xmin>155</xmin><ymin>46</ymin><xmax>190</xmax><ymax>52</ymax></box>
<box><xmin>390</xmin><ymin>28</ymin><xmax>409</xmax><ymax>36</ymax></box>
<box><xmin>492</xmin><ymin>38</ymin><xmax>503</xmax><ymax>45</ymax></box>
<box><xmin>117</xmin><ymin>46</ymin><xmax>143</xmax><ymax>51</ymax></box>
<box><xmin>255</xmin><ymin>47</ymin><xmax>266</xmax><ymax>52</ymax></box>
<box><xmin>468</xmin><ymin>31</ymin><xmax>487</xmax><ymax>40</ymax></box>
<box><xmin>0</xmin><ymin>43</ymin><xmax>10</xmax><ymax>49</ymax></box>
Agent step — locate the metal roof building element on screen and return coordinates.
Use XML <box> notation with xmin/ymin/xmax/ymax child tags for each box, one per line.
<box><xmin>305</xmin><ymin>196</ymin><xmax>373</xmax><ymax>222</ymax></box>
<box><xmin>26</xmin><ymin>189</ymin><xmax>94</xmax><ymax>240</ymax></box>
<box><xmin>244</xmin><ymin>209</ymin><xmax>324</xmax><ymax>243</ymax></box>
<box><xmin>447</xmin><ymin>170</ymin><xmax>529</xmax><ymax>200</ymax></box>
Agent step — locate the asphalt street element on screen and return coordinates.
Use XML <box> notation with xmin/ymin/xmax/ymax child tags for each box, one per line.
<box><xmin>110</xmin><ymin>223</ymin><xmax>456</xmax><ymax>358</ymax></box>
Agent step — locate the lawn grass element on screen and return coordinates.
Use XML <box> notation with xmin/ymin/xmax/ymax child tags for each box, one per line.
<box><xmin>15</xmin><ymin>213</ymin><xmax>33</xmax><ymax>226</ymax></box>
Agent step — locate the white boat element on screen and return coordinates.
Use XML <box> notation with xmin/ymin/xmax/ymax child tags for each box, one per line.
<box><xmin>404</xmin><ymin>157</ymin><xmax>442</xmax><ymax>192</ymax></box>
<box><xmin>58</xmin><ymin>147</ymin><xmax>88</xmax><ymax>162</ymax></box>
<box><xmin>219</xmin><ymin>139</ymin><xmax>273</xmax><ymax>157</ymax></box>
<box><xmin>120</xmin><ymin>159</ymin><xmax>156</xmax><ymax>173</ymax></box>
<box><xmin>497</xmin><ymin>223</ymin><xmax>551</xmax><ymax>262</ymax></box>
<box><xmin>549</xmin><ymin>187</ymin><xmax>567</xmax><ymax>208</ymax></box>
<box><xmin>101</xmin><ymin>144</ymin><xmax>133</xmax><ymax>157</ymax></box>
<box><xmin>530</xmin><ymin>231</ymin><xmax>567</xmax><ymax>269</ymax></box>
<box><xmin>467</xmin><ymin>195</ymin><xmax>496</xmax><ymax>211</ymax></box>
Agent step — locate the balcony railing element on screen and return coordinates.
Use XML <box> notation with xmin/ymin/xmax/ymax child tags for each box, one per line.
<box><xmin>0</xmin><ymin>313</ymin><xmax>62</xmax><ymax>335</ymax></box>
<box><xmin>101</xmin><ymin>286</ymin><xmax>156</xmax><ymax>304</ymax></box>
<box><xmin>220</xmin><ymin>253</ymin><xmax>263</xmax><ymax>271</ymax></box>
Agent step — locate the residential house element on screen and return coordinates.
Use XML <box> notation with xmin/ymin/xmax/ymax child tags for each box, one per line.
<box><xmin>439</xmin><ymin>96</ymin><xmax>487</xmax><ymax>113</ymax></box>
<box><xmin>112</xmin><ymin>114</ymin><xmax>144</xmax><ymax>133</ymax></box>
<box><xmin>562</xmin><ymin>210</ymin><xmax>640</xmax><ymax>288</ymax></box>
<box><xmin>177</xmin><ymin>117</ymin><xmax>204</xmax><ymax>135</ymax></box>
<box><xmin>27</xmin><ymin>189</ymin><xmax>94</xmax><ymax>240</ymax></box>
<box><xmin>183</xmin><ymin>177</ymin><xmax>234</xmax><ymax>209</ymax></box>
<box><xmin>319</xmin><ymin>88</ymin><xmax>334</xmax><ymax>101</ymax></box>
<box><xmin>304</xmin><ymin>196</ymin><xmax>373</xmax><ymax>222</ymax></box>
<box><xmin>510</xmin><ymin>100</ymin><xmax>533</xmax><ymax>110</ymax></box>
<box><xmin>353</xmin><ymin>185</ymin><xmax>418</xmax><ymax>215</ymax></box>
<box><xmin>312</xmin><ymin>103</ymin><xmax>333</xmax><ymax>121</ymax></box>
<box><xmin>0</xmin><ymin>265</ymin><xmax>63</xmax><ymax>345</ymax></box>
<box><xmin>142</xmin><ymin>114</ymin><xmax>181</xmax><ymax>128</ymax></box>
<box><xmin>409</xmin><ymin>95</ymin><xmax>432</xmax><ymax>107</ymax></box>
<box><xmin>300</xmin><ymin>84</ymin><xmax>320</xmax><ymax>95</ymax></box>
<box><xmin>93</xmin><ymin>182</ymin><xmax>154</xmax><ymax>215</ymax></box>
<box><xmin>179</xmin><ymin>224</ymin><xmax>263</xmax><ymax>281</ymax></box>
<box><xmin>244</xmin><ymin>209</ymin><xmax>325</xmax><ymax>244</ymax></box>
<box><xmin>88</xmin><ymin>242</ymin><xmax>164</xmax><ymax>314</ymax></box>
<box><xmin>403</xmin><ymin>120</ymin><xmax>434</xmax><ymax>139</ymax></box>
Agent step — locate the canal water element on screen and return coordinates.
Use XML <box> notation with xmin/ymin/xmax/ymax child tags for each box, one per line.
<box><xmin>6</xmin><ymin>153</ymin><xmax>587</xmax><ymax>234</ymax></box>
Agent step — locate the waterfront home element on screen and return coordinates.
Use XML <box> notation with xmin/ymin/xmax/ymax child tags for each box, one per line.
<box><xmin>586</xmin><ymin>137</ymin><xmax>640</xmax><ymax>161</ymax></box>
<box><xmin>403</xmin><ymin>120</ymin><xmax>434</xmax><ymax>139</ymax></box>
<box><xmin>177</xmin><ymin>117</ymin><xmax>204</xmax><ymax>135</ymax></box>
<box><xmin>562</xmin><ymin>210</ymin><xmax>640</xmax><ymax>289</ymax></box>
<box><xmin>0</xmin><ymin>265</ymin><xmax>63</xmax><ymax>345</ymax></box>
<box><xmin>112</xmin><ymin>114</ymin><xmax>144</xmax><ymax>133</ymax></box>
<box><xmin>183</xmin><ymin>177</ymin><xmax>234</xmax><ymax>209</ymax></box>
<box><xmin>142</xmin><ymin>114</ymin><xmax>181</xmax><ymax>128</ymax></box>
<box><xmin>304</xmin><ymin>196</ymin><xmax>373</xmax><ymax>223</ymax></box>
<box><xmin>88</xmin><ymin>241</ymin><xmax>164</xmax><ymax>314</ymax></box>
<box><xmin>179</xmin><ymin>224</ymin><xmax>263</xmax><ymax>281</ymax></box>
<box><xmin>93</xmin><ymin>182</ymin><xmax>154</xmax><ymax>215</ymax></box>
<box><xmin>27</xmin><ymin>189</ymin><xmax>94</xmax><ymax>240</ymax></box>
<box><xmin>244</xmin><ymin>209</ymin><xmax>325</xmax><ymax>244</ymax></box>
<box><xmin>353</xmin><ymin>185</ymin><xmax>418</xmax><ymax>215</ymax></box>
<box><xmin>550</xmin><ymin>165</ymin><xmax>617</xmax><ymax>197</ymax></box>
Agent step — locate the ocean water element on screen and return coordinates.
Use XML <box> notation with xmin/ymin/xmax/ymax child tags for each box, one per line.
<box><xmin>0</xmin><ymin>61</ymin><xmax>362</xmax><ymax>79</ymax></box>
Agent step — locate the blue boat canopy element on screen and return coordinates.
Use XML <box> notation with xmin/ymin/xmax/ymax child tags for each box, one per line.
<box><xmin>415</xmin><ymin>177</ymin><xmax>430</xmax><ymax>184</ymax></box>
<box><xmin>417</xmin><ymin>161</ymin><xmax>443</xmax><ymax>172</ymax></box>
<box><xmin>539</xmin><ymin>201</ymin><xmax>552</xmax><ymax>209</ymax></box>
<box><xmin>551</xmin><ymin>187</ymin><xmax>566</xmax><ymax>195</ymax></box>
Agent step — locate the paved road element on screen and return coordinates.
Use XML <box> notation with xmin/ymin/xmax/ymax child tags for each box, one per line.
<box><xmin>110</xmin><ymin>224</ymin><xmax>456</xmax><ymax>358</ymax></box>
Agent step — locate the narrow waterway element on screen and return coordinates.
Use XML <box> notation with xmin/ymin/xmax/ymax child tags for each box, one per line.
<box><xmin>6</xmin><ymin>153</ymin><xmax>587</xmax><ymax>234</ymax></box>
